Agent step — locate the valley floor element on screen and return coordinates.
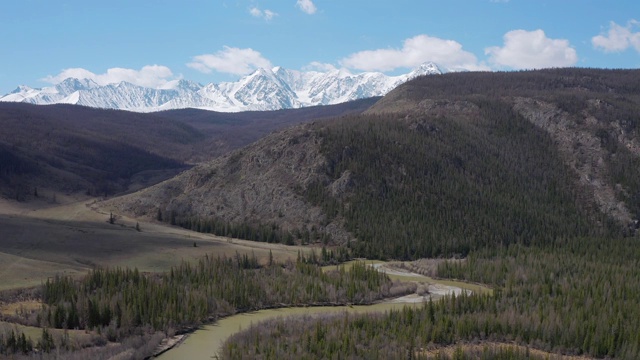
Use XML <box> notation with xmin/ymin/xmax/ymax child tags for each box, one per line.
<box><xmin>0</xmin><ymin>196</ymin><xmax>314</xmax><ymax>291</ymax></box>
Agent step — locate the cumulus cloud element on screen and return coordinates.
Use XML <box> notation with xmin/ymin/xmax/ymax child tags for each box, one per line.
<box><xmin>42</xmin><ymin>65</ymin><xmax>176</xmax><ymax>88</ymax></box>
<box><xmin>296</xmin><ymin>0</ymin><xmax>317</xmax><ymax>14</ymax></box>
<box><xmin>249</xmin><ymin>7</ymin><xmax>278</xmax><ymax>21</ymax></box>
<box><xmin>303</xmin><ymin>61</ymin><xmax>338</xmax><ymax>72</ymax></box>
<box><xmin>339</xmin><ymin>34</ymin><xmax>487</xmax><ymax>72</ymax></box>
<box><xmin>592</xmin><ymin>20</ymin><xmax>640</xmax><ymax>53</ymax></box>
<box><xmin>187</xmin><ymin>46</ymin><xmax>272</xmax><ymax>75</ymax></box>
<box><xmin>485</xmin><ymin>29</ymin><xmax>578</xmax><ymax>69</ymax></box>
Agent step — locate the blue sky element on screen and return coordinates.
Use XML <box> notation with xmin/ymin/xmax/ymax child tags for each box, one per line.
<box><xmin>1</xmin><ymin>0</ymin><xmax>639</xmax><ymax>94</ymax></box>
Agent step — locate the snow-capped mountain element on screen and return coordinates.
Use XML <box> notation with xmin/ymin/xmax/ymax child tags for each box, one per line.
<box><xmin>0</xmin><ymin>62</ymin><xmax>442</xmax><ymax>113</ymax></box>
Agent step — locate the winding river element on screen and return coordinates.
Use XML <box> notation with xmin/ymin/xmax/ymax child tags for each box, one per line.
<box><xmin>157</xmin><ymin>302</ymin><xmax>422</xmax><ymax>360</ymax></box>
<box><xmin>157</xmin><ymin>262</ymin><xmax>484</xmax><ymax>359</ymax></box>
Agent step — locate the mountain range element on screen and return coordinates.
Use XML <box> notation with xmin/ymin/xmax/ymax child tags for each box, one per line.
<box><xmin>0</xmin><ymin>62</ymin><xmax>442</xmax><ymax>112</ymax></box>
<box><xmin>2</xmin><ymin>67</ymin><xmax>640</xmax><ymax>360</ymax></box>
<box><xmin>105</xmin><ymin>68</ymin><xmax>640</xmax><ymax>258</ymax></box>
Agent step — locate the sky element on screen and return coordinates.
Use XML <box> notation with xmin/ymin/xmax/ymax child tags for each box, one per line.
<box><xmin>1</xmin><ymin>0</ymin><xmax>639</xmax><ymax>95</ymax></box>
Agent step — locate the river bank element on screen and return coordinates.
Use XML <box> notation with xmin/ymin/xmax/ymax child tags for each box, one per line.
<box><xmin>155</xmin><ymin>260</ymin><xmax>486</xmax><ymax>359</ymax></box>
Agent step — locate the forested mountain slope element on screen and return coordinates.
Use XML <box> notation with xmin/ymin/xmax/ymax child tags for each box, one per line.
<box><xmin>107</xmin><ymin>68</ymin><xmax>640</xmax><ymax>259</ymax></box>
<box><xmin>368</xmin><ymin>68</ymin><xmax>640</xmax><ymax>229</ymax></box>
<box><xmin>0</xmin><ymin>103</ymin><xmax>196</xmax><ymax>200</ymax></box>
<box><xmin>0</xmin><ymin>99</ymin><xmax>375</xmax><ymax>201</ymax></box>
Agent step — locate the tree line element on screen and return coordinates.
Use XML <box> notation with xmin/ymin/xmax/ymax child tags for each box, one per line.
<box><xmin>306</xmin><ymin>98</ymin><xmax>619</xmax><ymax>260</ymax></box>
<box><xmin>0</xmin><ymin>254</ymin><xmax>405</xmax><ymax>357</ymax></box>
<box><xmin>222</xmin><ymin>236</ymin><xmax>640</xmax><ymax>359</ymax></box>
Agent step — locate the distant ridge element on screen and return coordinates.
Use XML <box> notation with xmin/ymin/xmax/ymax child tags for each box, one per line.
<box><xmin>105</xmin><ymin>68</ymin><xmax>640</xmax><ymax>257</ymax></box>
<box><xmin>0</xmin><ymin>63</ymin><xmax>442</xmax><ymax>113</ymax></box>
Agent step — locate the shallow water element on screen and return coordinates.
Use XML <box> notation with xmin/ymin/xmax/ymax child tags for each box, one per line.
<box><xmin>156</xmin><ymin>302</ymin><xmax>422</xmax><ymax>360</ymax></box>
<box><xmin>157</xmin><ymin>261</ymin><xmax>489</xmax><ymax>359</ymax></box>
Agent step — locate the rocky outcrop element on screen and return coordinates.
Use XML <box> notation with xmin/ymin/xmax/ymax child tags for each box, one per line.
<box><xmin>104</xmin><ymin>123</ymin><xmax>351</xmax><ymax>243</ymax></box>
<box><xmin>513</xmin><ymin>97</ymin><xmax>633</xmax><ymax>226</ymax></box>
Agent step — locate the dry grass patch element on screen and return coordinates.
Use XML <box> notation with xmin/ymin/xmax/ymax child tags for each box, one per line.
<box><xmin>0</xmin><ymin>299</ymin><xmax>41</xmax><ymax>317</ymax></box>
<box><xmin>421</xmin><ymin>342</ymin><xmax>595</xmax><ymax>359</ymax></box>
<box><xmin>0</xmin><ymin>197</ymin><xmax>313</xmax><ymax>291</ymax></box>
<box><xmin>0</xmin><ymin>321</ymin><xmax>93</xmax><ymax>345</ymax></box>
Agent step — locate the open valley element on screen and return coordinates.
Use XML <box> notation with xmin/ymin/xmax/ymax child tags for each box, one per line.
<box><xmin>1</xmin><ymin>52</ymin><xmax>640</xmax><ymax>358</ymax></box>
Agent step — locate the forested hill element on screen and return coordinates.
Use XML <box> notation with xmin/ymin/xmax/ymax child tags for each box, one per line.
<box><xmin>365</xmin><ymin>68</ymin><xmax>640</xmax><ymax>230</ymax></box>
<box><xmin>107</xmin><ymin>68</ymin><xmax>640</xmax><ymax>260</ymax></box>
<box><xmin>0</xmin><ymin>98</ymin><xmax>376</xmax><ymax>201</ymax></box>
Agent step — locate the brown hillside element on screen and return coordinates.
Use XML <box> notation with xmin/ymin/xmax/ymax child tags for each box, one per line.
<box><xmin>105</xmin><ymin>68</ymin><xmax>640</xmax><ymax>253</ymax></box>
<box><xmin>104</xmin><ymin>123</ymin><xmax>351</xmax><ymax>243</ymax></box>
<box><xmin>0</xmin><ymin>99</ymin><xmax>376</xmax><ymax>203</ymax></box>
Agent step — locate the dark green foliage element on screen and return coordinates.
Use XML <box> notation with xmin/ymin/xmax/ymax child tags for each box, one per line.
<box><xmin>223</xmin><ymin>314</ymin><xmax>556</xmax><ymax>360</ymax></box>
<box><xmin>223</xmin><ymin>236</ymin><xmax>640</xmax><ymax>359</ymax></box>
<box><xmin>436</xmin><ymin>237</ymin><xmax>640</xmax><ymax>359</ymax></box>
<box><xmin>296</xmin><ymin>247</ymin><xmax>351</xmax><ymax>266</ymax></box>
<box><xmin>0</xmin><ymin>329</ymin><xmax>34</xmax><ymax>356</ymax></box>
<box><xmin>308</xmin><ymin>99</ymin><xmax>610</xmax><ymax>259</ymax></box>
<box><xmin>38</xmin><ymin>328</ymin><xmax>54</xmax><ymax>353</ymax></box>
<box><xmin>385</xmin><ymin>68</ymin><xmax>640</xmax><ymax>111</ymax></box>
<box><xmin>375</xmin><ymin>68</ymin><xmax>640</xmax><ymax>223</ymax></box>
<box><xmin>606</xmin><ymin>143</ymin><xmax>640</xmax><ymax>220</ymax></box>
<box><xmin>39</xmin><ymin>256</ymin><xmax>395</xmax><ymax>340</ymax></box>
<box><xmin>175</xmin><ymin>216</ymin><xmax>297</xmax><ymax>245</ymax></box>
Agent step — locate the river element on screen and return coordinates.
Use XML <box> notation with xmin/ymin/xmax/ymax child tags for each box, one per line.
<box><xmin>156</xmin><ymin>302</ymin><xmax>425</xmax><ymax>360</ymax></box>
<box><xmin>156</xmin><ymin>262</ymin><xmax>481</xmax><ymax>359</ymax></box>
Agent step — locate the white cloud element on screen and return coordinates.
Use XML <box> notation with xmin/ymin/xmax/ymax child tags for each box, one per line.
<box><xmin>187</xmin><ymin>46</ymin><xmax>273</xmax><ymax>75</ymax></box>
<box><xmin>249</xmin><ymin>7</ymin><xmax>278</xmax><ymax>21</ymax></box>
<box><xmin>296</xmin><ymin>0</ymin><xmax>317</xmax><ymax>14</ymax></box>
<box><xmin>592</xmin><ymin>20</ymin><xmax>640</xmax><ymax>53</ymax></box>
<box><xmin>339</xmin><ymin>34</ymin><xmax>488</xmax><ymax>72</ymax></box>
<box><xmin>263</xmin><ymin>10</ymin><xmax>277</xmax><ymax>20</ymax></box>
<box><xmin>485</xmin><ymin>29</ymin><xmax>578</xmax><ymax>69</ymax></box>
<box><xmin>249</xmin><ymin>7</ymin><xmax>261</xmax><ymax>17</ymax></box>
<box><xmin>42</xmin><ymin>65</ymin><xmax>176</xmax><ymax>88</ymax></box>
<box><xmin>303</xmin><ymin>61</ymin><xmax>337</xmax><ymax>72</ymax></box>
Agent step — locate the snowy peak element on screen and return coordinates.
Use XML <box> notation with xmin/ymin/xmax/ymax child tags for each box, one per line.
<box><xmin>408</xmin><ymin>62</ymin><xmax>442</xmax><ymax>78</ymax></box>
<box><xmin>0</xmin><ymin>62</ymin><xmax>443</xmax><ymax>113</ymax></box>
<box><xmin>10</xmin><ymin>85</ymin><xmax>34</xmax><ymax>94</ymax></box>
<box><xmin>159</xmin><ymin>79</ymin><xmax>203</xmax><ymax>92</ymax></box>
<box><xmin>57</xmin><ymin>77</ymin><xmax>99</xmax><ymax>91</ymax></box>
<box><xmin>2</xmin><ymin>85</ymin><xmax>40</xmax><ymax>102</ymax></box>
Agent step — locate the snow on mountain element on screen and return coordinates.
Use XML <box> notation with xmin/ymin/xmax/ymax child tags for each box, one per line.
<box><xmin>0</xmin><ymin>62</ymin><xmax>443</xmax><ymax>113</ymax></box>
<box><xmin>2</xmin><ymin>86</ymin><xmax>41</xmax><ymax>102</ymax></box>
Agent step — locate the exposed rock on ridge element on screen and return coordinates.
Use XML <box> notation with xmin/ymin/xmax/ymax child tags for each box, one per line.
<box><xmin>513</xmin><ymin>98</ymin><xmax>634</xmax><ymax>226</ymax></box>
<box><xmin>105</xmin><ymin>124</ymin><xmax>350</xmax><ymax>242</ymax></box>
